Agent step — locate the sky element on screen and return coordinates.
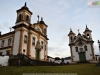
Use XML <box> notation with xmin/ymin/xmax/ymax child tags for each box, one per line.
<box><xmin>0</xmin><ymin>0</ymin><xmax>100</xmax><ymax>58</ymax></box>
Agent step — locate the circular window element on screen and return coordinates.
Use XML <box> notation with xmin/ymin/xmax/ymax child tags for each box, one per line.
<box><xmin>78</xmin><ymin>41</ymin><xmax>84</xmax><ymax>46</ymax></box>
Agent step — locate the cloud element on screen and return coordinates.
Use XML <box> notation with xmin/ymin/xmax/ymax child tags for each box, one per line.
<box><xmin>48</xmin><ymin>34</ymin><xmax>70</xmax><ymax>58</ymax></box>
<box><xmin>75</xmin><ymin>8</ymin><xmax>82</xmax><ymax>14</ymax></box>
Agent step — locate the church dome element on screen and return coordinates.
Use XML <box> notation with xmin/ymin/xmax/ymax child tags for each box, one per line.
<box><xmin>17</xmin><ymin>2</ymin><xmax>32</xmax><ymax>15</ymax></box>
<box><xmin>84</xmin><ymin>25</ymin><xmax>92</xmax><ymax>33</ymax></box>
<box><xmin>68</xmin><ymin>28</ymin><xmax>75</xmax><ymax>36</ymax></box>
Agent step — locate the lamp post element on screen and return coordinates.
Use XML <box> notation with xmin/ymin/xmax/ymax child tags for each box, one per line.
<box><xmin>98</xmin><ymin>40</ymin><xmax>100</xmax><ymax>52</ymax></box>
<box><xmin>98</xmin><ymin>40</ymin><xmax>100</xmax><ymax>66</ymax></box>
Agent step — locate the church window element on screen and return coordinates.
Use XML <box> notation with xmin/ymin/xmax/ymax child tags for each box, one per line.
<box><xmin>84</xmin><ymin>45</ymin><xmax>87</xmax><ymax>51</ymax></box>
<box><xmin>87</xmin><ymin>34</ymin><xmax>90</xmax><ymax>38</ymax></box>
<box><xmin>70</xmin><ymin>36</ymin><xmax>73</xmax><ymax>41</ymax></box>
<box><xmin>8</xmin><ymin>38</ymin><xmax>11</xmax><ymax>46</ymax></box>
<box><xmin>44</xmin><ymin>28</ymin><xmax>46</xmax><ymax>34</ymax></box>
<box><xmin>41</xmin><ymin>41</ymin><xmax>44</xmax><ymax>49</ymax></box>
<box><xmin>0</xmin><ymin>52</ymin><xmax>2</xmax><ymax>56</ymax></box>
<box><xmin>24</xmin><ymin>35</ymin><xmax>27</xmax><ymax>43</ymax></box>
<box><xmin>18</xmin><ymin>14</ymin><xmax>22</xmax><ymax>21</ymax></box>
<box><xmin>26</xmin><ymin>15</ymin><xmax>29</xmax><ymax>22</ymax></box>
<box><xmin>45</xmin><ymin>45</ymin><xmax>46</xmax><ymax>51</ymax></box>
<box><xmin>1</xmin><ymin>40</ymin><xmax>4</xmax><ymax>47</ymax></box>
<box><xmin>32</xmin><ymin>37</ymin><xmax>35</xmax><ymax>45</ymax></box>
<box><xmin>75</xmin><ymin>47</ymin><xmax>78</xmax><ymax>52</ymax></box>
<box><xmin>23</xmin><ymin>49</ymin><xmax>25</xmax><ymax>52</ymax></box>
<box><xmin>23</xmin><ymin>49</ymin><xmax>25</xmax><ymax>55</ymax></box>
<box><xmin>78</xmin><ymin>41</ymin><xmax>83</xmax><ymax>46</ymax></box>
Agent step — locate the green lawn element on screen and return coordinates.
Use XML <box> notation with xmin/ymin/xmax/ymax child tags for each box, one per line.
<box><xmin>0</xmin><ymin>64</ymin><xmax>100</xmax><ymax>75</ymax></box>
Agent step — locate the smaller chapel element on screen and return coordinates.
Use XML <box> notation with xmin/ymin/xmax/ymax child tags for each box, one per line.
<box><xmin>68</xmin><ymin>26</ymin><xmax>95</xmax><ymax>63</ymax></box>
<box><xmin>0</xmin><ymin>3</ymin><xmax>49</xmax><ymax>61</ymax></box>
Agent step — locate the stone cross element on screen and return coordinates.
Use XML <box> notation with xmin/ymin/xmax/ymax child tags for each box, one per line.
<box><xmin>10</xmin><ymin>27</ymin><xmax>12</xmax><ymax>32</ymax></box>
<box><xmin>78</xmin><ymin>29</ymin><xmax>80</xmax><ymax>33</ymax></box>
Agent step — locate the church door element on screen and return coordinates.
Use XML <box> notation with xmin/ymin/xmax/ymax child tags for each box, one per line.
<box><xmin>36</xmin><ymin>50</ymin><xmax>40</xmax><ymax>60</ymax></box>
<box><xmin>79</xmin><ymin>53</ymin><xmax>86</xmax><ymax>62</ymax></box>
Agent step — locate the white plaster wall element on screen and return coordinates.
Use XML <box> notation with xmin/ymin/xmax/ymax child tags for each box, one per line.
<box><xmin>13</xmin><ymin>31</ymin><xmax>20</xmax><ymax>55</ymax></box>
<box><xmin>72</xmin><ymin>46</ymin><xmax>79</xmax><ymax>61</ymax></box>
<box><xmin>0</xmin><ymin>56</ymin><xmax>9</xmax><ymax>66</ymax></box>
<box><xmin>30</xmin><ymin>33</ymin><xmax>37</xmax><ymax>58</ymax></box>
<box><xmin>85</xmin><ymin>44</ymin><xmax>92</xmax><ymax>60</ymax></box>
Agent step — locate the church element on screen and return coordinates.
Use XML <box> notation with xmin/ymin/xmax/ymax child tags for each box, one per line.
<box><xmin>0</xmin><ymin>3</ymin><xmax>49</xmax><ymax>61</ymax></box>
<box><xmin>68</xmin><ymin>26</ymin><xmax>95</xmax><ymax>63</ymax></box>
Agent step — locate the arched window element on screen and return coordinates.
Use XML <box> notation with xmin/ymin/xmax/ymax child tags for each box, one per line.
<box><xmin>44</xmin><ymin>28</ymin><xmax>46</xmax><ymax>34</ymax></box>
<box><xmin>8</xmin><ymin>38</ymin><xmax>11</xmax><ymax>46</ymax></box>
<box><xmin>84</xmin><ymin>45</ymin><xmax>87</xmax><ymax>51</ymax></box>
<box><xmin>41</xmin><ymin>41</ymin><xmax>44</xmax><ymax>49</ymax></box>
<box><xmin>70</xmin><ymin>36</ymin><xmax>73</xmax><ymax>41</ymax></box>
<box><xmin>75</xmin><ymin>47</ymin><xmax>78</xmax><ymax>52</ymax></box>
<box><xmin>32</xmin><ymin>37</ymin><xmax>35</xmax><ymax>45</ymax></box>
<box><xmin>26</xmin><ymin>15</ymin><xmax>29</xmax><ymax>22</ymax></box>
<box><xmin>24</xmin><ymin>35</ymin><xmax>27</xmax><ymax>43</ymax></box>
<box><xmin>18</xmin><ymin>14</ymin><xmax>22</xmax><ymax>21</ymax></box>
<box><xmin>87</xmin><ymin>34</ymin><xmax>90</xmax><ymax>38</ymax></box>
<box><xmin>1</xmin><ymin>40</ymin><xmax>4</xmax><ymax>47</ymax></box>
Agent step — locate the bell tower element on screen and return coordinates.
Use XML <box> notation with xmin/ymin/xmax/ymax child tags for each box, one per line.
<box><xmin>16</xmin><ymin>2</ymin><xmax>32</xmax><ymax>26</ymax></box>
<box><xmin>83</xmin><ymin>25</ymin><xmax>92</xmax><ymax>40</ymax></box>
<box><xmin>68</xmin><ymin>28</ymin><xmax>75</xmax><ymax>43</ymax></box>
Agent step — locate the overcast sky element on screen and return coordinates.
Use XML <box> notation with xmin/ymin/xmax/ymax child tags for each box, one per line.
<box><xmin>0</xmin><ymin>0</ymin><xmax>100</xmax><ymax>58</ymax></box>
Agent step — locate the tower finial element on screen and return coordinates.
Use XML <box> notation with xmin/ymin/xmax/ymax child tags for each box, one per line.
<box><xmin>70</xmin><ymin>28</ymin><xmax>72</xmax><ymax>31</ymax></box>
<box><xmin>86</xmin><ymin>24</ymin><xmax>88</xmax><ymax>28</ymax></box>
<box><xmin>37</xmin><ymin>15</ymin><xmax>40</xmax><ymax>23</ymax></box>
<box><xmin>41</xmin><ymin>17</ymin><xmax>43</xmax><ymax>21</ymax></box>
<box><xmin>24</xmin><ymin>2</ymin><xmax>26</xmax><ymax>6</ymax></box>
<box><xmin>78</xmin><ymin>29</ymin><xmax>80</xmax><ymax>34</ymax></box>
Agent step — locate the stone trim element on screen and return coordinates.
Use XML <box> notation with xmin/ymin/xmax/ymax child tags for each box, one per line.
<box><xmin>18</xmin><ymin>29</ymin><xmax>24</xmax><ymax>54</ymax></box>
<box><xmin>27</xmin><ymin>31</ymin><xmax>32</xmax><ymax>57</ymax></box>
<box><xmin>12</xmin><ymin>24</ymin><xmax>49</xmax><ymax>40</ymax></box>
<box><xmin>0</xmin><ymin>31</ymin><xmax>15</xmax><ymax>38</ymax></box>
<box><xmin>17</xmin><ymin>7</ymin><xmax>32</xmax><ymax>15</ymax></box>
<box><xmin>70</xmin><ymin>46</ymin><xmax>73</xmax><ymax>62</ymax></box>
<box><xmin>44</xmin><ymin>45</ymin><xmax>46</xmax><ymax>61</ymax></box>
<box><xmin>0</xmin><ymin>46</ymin><xmax>12</xmax><ymax>50</ymax></box>
<box><xmin>11</xmin><ymin>36</ymin><xmax>14</xmax><ymax>55</ymax></box>
<box><xmin>90</xmin><ymin>44</ymin><xmax>95</xmax><ymax>60</ymax></box>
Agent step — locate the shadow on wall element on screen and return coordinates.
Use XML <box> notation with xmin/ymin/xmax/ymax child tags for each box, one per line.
<box><xmin>0</xmin><ymin>56</ymin><xmax>9</xmax><ymax>66</ymax></box>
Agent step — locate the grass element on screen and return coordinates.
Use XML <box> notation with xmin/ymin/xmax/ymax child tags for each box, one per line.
<box><xmin>0</xmin><ymin>64</ymin><xmax>100</xmax><ymax>75</ymax></box>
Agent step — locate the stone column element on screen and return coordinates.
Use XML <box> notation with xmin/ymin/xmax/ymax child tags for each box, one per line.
<box><xmin>27</xmin><ymin>31</ymin><xmax>32</xmax><ymax>57</ymax></box>
<box><xmin>11</xmin><ymin>36</ymin><xmax>14</xmax><ymax>55</ymax></box>
<box><xmin>70</xmin><ymin>46</ymin><xmax>73</xmax><ymax>62</ymax></box>
<box><xmin>90</xmin><ymin>43</ymin><xmax>95</xmax><ymax>60</ymax></box>
<box><xmin>18</xmin><ymin>29</ymin><xmax>24</xmax><ymax>54</ymax></box>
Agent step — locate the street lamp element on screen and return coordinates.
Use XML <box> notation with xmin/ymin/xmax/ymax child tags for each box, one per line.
<box><xmin>98</xmin><ymin>40</ymin><xmax>100</xmax><ymax>52</ymax></box>
<box><xmin>98</xmin><ymin>40</ymin><xmax>100</xmax><ymax>66</ymax></box>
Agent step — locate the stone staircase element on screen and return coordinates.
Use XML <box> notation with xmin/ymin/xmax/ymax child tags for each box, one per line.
<box><xmin>9</xmin><ymin>55</ymin><xmax>60</xmax><ymax>66</ymax></box>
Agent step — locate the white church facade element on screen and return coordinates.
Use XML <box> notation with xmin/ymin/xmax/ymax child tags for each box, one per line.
<box><xmin>0</xmin><ymin>3</ymin><xmax>49</xmax><ymax>61</ymax></box>
<box><xmin>68</xmin><ymin>26</ymin><xmax>95</xmax><ymax>63</ymax></box>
